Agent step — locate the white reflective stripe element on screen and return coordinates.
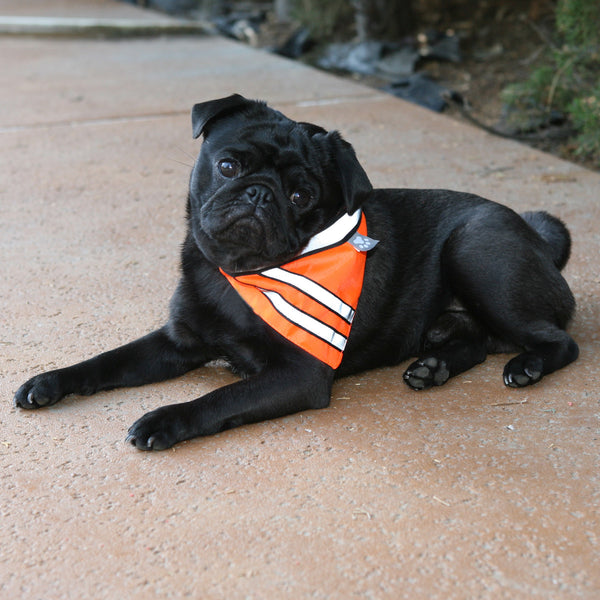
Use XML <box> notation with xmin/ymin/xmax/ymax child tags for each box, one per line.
<box><xmin>300</xmin><ymin>210</ymin><xmax>361</xmax><ymax>256</ymax></box>
<box><xmin>261</xmin><ymin>267</ymin><xmax>355</xmax><ymax>322</ymax></box>
<box><xmin>263</xmin><ymin>290</ymin><xmax>347</xmax><ymax>351</ymax></box>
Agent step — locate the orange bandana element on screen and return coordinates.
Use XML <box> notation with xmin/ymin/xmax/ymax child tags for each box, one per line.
<box><xmin>221</xmin><ymin>210</ymin><xmax>378</xmax><ymax>369</ymax></box>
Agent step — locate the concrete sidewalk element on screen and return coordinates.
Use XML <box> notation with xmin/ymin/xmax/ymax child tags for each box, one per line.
<box><xmin>1</xmin><ymin>1</ymin><xmax>599</xmax><ymax>598</ymax></box>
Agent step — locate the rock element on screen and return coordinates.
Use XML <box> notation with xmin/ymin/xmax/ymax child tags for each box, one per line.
<box><xmin>420</xmin><ymin>31</ymin><xmax>462</xmax><ymax>63</ymax></box>
<box><xmin>317</xmin><ymin>41</ymin><xmax>385</xmax><ymax>75</ymax></box>
<box><xmin>375</xmin><ymin>47</ymin><xmax>419</xmax><ymax>79</ymax></box>
<box><xmin>273</xmin><ymin>27</ymin><xmax>312</xmax><ymax>59</ymax></box>
<box><xmin>385</xmin><ymin>73</ymin><xmax>458</xmax><ymax>112</ymax></box>
<box><xmin>212</xmin><ymin>11</ymin><xmax>266</xmax><ymax>43</ymax></box>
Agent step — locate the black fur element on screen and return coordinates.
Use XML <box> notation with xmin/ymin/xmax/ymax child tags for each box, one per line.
<box><xmin>14</xmin><ymin>94</ymin><xmax>579</xmax><ymax>450</ymax></box>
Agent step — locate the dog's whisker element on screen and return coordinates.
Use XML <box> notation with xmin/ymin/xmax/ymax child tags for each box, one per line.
<box><xmin>168</xmin><ymin>157</ymin><xmax>194</xmax><ymax>168</ymax></box>
<box><xmin>174</xmin><ymin>145</ymin><xmax>196</xmax><ymax>161</ymax></box>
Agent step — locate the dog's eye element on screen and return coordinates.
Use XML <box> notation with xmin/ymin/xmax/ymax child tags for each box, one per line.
<box><xmin>218</xmin><ymin>159</ymin><xmax>241</xmax><ymax>178</ymax></box>
<box><xmin>290</xmin><ymin>190</ymin><xmax>313</xmax><ymax>208</ymax></box>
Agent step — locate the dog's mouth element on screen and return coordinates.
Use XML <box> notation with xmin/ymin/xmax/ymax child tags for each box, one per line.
<box><xmin>196</xmin><ymin>206</ymin><xmax>297</xmax><ymax>273</ymax></box>
<box><xmin>201</xmin><ymin>203</ymin><xmax>269</xmax><ymax>251</ymax></box>
<box><xmin>209</xmin><ymin>212</ymin><xmax>260</xmax><ymax>243</ymax></box>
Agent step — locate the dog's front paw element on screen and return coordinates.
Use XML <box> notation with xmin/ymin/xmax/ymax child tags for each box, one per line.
<box><xmin>403</xmin><ymin>357</ymin><xmax>450</xmax><ymax>390</ymax></box>
<box><xmin>503</xmin><ymin>353</ymin><xmax>543</xmax><ymax>387</ymax></box>
<box><xmin>127</xmin><ymin>405</ymin><xmax>190</xmax><ymax>451</ymax></box>
<box><xmin>14</xmin><ymin>372</ymin><xmax>66</xmax><ymax>409</ymax></box>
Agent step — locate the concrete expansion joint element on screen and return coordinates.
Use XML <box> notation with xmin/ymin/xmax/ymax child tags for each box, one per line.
<box><xmin>0</xmin><ymin>111</ymin><xmax>192</xmax><ymax>134</ymax></box>
<box><xmin>0</xmin><ymin>15</ymin><xmax>211</xmax><ymax>37</ymax></box>
<box><xmin>294</xmin><ymin>94</ymin><xmax>389</xmax><ymax>109</ymax></box>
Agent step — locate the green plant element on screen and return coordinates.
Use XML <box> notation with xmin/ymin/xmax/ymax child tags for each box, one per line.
<box><xmin>556</xmin><ymin>0</ymin><xmax>600</xmax><ymax>47</ymax></box>
<box><xmin>502</xmin><ymin>0</ymin><xmax>600</xmax><ymax>166</ymax></box>
<box><xmin>291</xmin><ymin>0</ymin><xmax>355</xmax><ymax>39</ymax></box>
<box><xmin>569</xmin><ymin>89</ymin><xmax>600</xmax><ymax>160</ymax></box>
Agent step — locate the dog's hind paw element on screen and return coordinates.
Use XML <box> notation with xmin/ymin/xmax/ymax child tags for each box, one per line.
<box><xmin>503</xmin><ymin>353</ymin><xmax>543</xmax><ymax>387</ymax></box>
<box><xmin>403</xmin><ymin>357</ymin><xmax>450</xmax><ymax>391</ymax></box>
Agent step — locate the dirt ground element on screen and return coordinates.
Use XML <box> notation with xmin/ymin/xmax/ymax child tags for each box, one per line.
<box><xmin>343</xmin><ymin>2</ymin><xmax>588</xmax><ymax>167</ymax></box>
<box><xmin>416</xmin><ymin>2</ymin><xmax>584</xmax><ymax>161</ymax></box>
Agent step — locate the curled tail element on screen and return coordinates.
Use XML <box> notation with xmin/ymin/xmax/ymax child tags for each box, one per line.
<box><xmin>521</xmin><ymin>211</ymin><xmax>572</xmax><ymax>270</ymax></box>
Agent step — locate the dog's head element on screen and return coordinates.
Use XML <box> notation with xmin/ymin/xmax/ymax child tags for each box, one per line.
<box><xmin>188</xmin><ymin>94</ymin><xmax>372</xmax><ymax>273</ymax></box>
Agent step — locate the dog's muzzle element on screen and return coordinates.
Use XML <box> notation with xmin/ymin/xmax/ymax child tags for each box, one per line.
<box><xmin>200</xmin><ymin>184</ymin><xmax>275</xmax><ymax>246</ymax></box>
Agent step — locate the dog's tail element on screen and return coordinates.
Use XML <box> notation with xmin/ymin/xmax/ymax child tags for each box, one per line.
<box><xmin>521</xmin><ymin>211</ymin><xmax>572</xmax><ymax>270</ymax></box>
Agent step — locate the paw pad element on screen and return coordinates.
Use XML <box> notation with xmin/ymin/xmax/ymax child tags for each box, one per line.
<box><xmin>403</xmin><ymin>357</ymin><xmax>450</xmax><ymax>390</ymax></box>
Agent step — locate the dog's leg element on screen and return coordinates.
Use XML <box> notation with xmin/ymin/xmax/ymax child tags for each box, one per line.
<box><xmin>442</xmin><ymin>218</ymin><xmax>578</xmax><ymax>387</ymax></box>
<box><xmin>503</xmin><ymin>330</ymin><xmax>579</xmax><ymax>387</ymax></box>
<box><xmin>403</xmin><ymin>310</ymin><xmax>488</xmax><ymax>390</ymax></box>
<box><xmin>126</xmin><ymin>355</ymin><xmax>333</xmax><ymax>450</ymax></box>
<box><xmin>14</xmin><ymin>326</ymin><xmax>208</xmax><ymax>409</ymax></box>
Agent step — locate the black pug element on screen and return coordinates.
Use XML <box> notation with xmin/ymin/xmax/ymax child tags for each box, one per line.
<box><xmin>14</xmin><ymin>94</ymin><xmax>579</xmax><ymax>450</ymax></box>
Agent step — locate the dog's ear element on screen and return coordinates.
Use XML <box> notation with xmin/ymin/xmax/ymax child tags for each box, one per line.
<box><xmin>297</xmin><ymin>121</ymin><xmax>328</xmax><ymax>137</ymax></box>
<box><xmin>324</xmin><ymin>131</ymin><xmax>372</xmax><ymax>214</ymax></box>
<box><xmin>191</xmin><ymin>94</ymin><xmax>256</xmax><ymax>139</ymax></box>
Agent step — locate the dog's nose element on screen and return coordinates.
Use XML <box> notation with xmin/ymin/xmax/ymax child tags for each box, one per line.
<box><xmin>245</xmin><ymin>185</ymin><xmax>272</xmax><ymax>206</ymax></box>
